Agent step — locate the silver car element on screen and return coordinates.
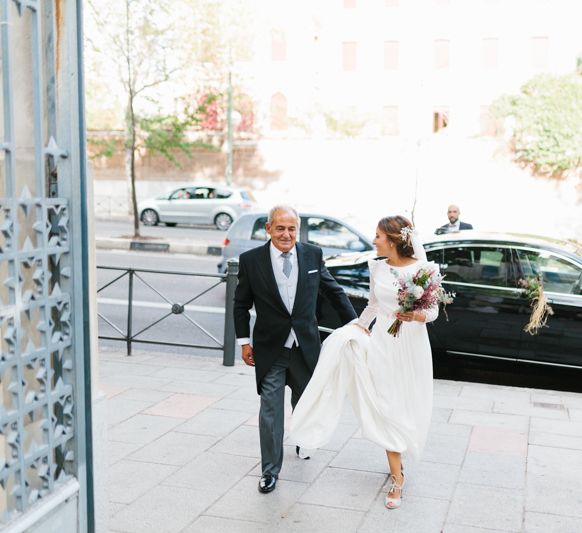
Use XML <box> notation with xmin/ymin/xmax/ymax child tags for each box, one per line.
<box><xmin>138</xmin><ymin>184</ymin><xmax>256</xmax><ymax>231</ymax></box>
<box><xmin>217</xmin><ymin>211</ymin><xmax>374</xmax><ymax>272</ymax></box>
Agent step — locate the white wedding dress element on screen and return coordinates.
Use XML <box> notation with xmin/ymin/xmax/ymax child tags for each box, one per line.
<box><xmin>290</xmin><ymin>258</ymin><xmax>438</xmax><ymax>460</ymax></box>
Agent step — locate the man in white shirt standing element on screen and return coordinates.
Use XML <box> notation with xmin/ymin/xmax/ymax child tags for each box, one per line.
<box><xmin>233</xmin><ymin>205</ymin><xmax>356</xmax><ymax>494</ymax></box>
<box><xmin>435</xmin><ymin>204</ymin><xmax>474</xmax><ymax>235</ymax></box>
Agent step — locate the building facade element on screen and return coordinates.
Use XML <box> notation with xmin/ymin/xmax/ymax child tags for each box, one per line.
<box><xmin>241</xmin><ymin>0</ymin><xmax>581</xmax><ymax>140</ymax></box>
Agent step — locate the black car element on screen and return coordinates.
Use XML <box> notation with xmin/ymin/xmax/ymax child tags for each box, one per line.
<box><xmin>318</xmin><ymin>231</ymin><xmax>582</xmax><ymax>372</ymax></box>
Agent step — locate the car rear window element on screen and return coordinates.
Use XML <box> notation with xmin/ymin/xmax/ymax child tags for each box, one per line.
<box><xmin>306</xmin><ymin>217</ymin><xmax>365</xmax><ymax>250</ymax></box>
<box><xmin>251</xmin><ymin>217</ymin><xmax>268</xmax><ymax>241</ymax></box>
<box><xmin>215</xmin><ymin>189</ymin><xmax>232</xmax><ymax>199</ymax></box>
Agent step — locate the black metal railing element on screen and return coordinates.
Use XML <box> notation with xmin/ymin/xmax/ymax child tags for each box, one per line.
<box><xmin>96</xmin><ymin>260</ymin><xmax>239</xmax><ymax>365</ymax></box>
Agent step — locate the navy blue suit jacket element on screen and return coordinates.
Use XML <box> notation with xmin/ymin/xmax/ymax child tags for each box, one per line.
<box><xmin>435</xmin><ymin>221</ymin><xmax>473</xmax><ymax>235</ymax></box>
<box><xmin>233</xmin><ymin>241</ymin><xmax>356</xmax><ymax>393</ymax></box>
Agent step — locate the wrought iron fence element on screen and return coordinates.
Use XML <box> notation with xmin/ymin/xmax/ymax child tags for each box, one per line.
<box><xmin>96</xmin><ymin>260</ymin><xmax>239</xmax><ymax>365</ymax></box>
<box><xmin>94</xmin><ymin>195</ymin><xmax>129</xmax><ymax>218</ymax></box>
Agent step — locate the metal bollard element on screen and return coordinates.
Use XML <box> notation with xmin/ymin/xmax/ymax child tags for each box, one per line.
<box><xmin>126</xmin><ymin>269</ymin><xmax>134</xmax><ymax>356</ymax></box>
<box><xmin>223</xmin><ymin>258</ymin><xmax>239</xmax><ymax>366</ymax></box>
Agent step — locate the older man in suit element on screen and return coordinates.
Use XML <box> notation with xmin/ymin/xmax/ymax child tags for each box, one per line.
<box><xmin>435</xmin><ymin>204</ymin><xmax>473</xmax><ymax>235</ymax></box>
<box><xmin>234</xmin><ymin>205</ymin><xmax>356</xmax><ymax>493</ymax></box>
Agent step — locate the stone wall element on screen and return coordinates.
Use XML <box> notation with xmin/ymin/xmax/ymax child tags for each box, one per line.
<box><xmin>88</xmin><ymin>135</ymin><xmax>281</xmax><ymax>186</ymax></box>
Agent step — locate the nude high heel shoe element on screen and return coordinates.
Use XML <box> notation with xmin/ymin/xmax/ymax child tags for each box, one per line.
<box><xmin>385</xmin><ymin>473</ymin><xmax>405</xmax><ymax>510</ymax></box>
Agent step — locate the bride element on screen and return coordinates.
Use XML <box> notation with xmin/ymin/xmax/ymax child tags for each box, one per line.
<box><xmin>290</xmin><ymin>215</ymin><xmax>438</xmax><ymax>510</ymax></box>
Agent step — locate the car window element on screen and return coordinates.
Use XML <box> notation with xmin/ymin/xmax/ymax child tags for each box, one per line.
<box><xmin>183</xmin><ymin>187</ymin><xmax>199</xmax><ymax>198</ymax></box>
<box><xmin>251</xmin><ymin>217</ymin><xmax>268</xmax><ymax>241</ymax></box>
<box><xmin>327</xmin><ymin>263</ymin><xmax>370</xmax><ymax>289</ymax></box>
<box><xmin>192</xmin><ymin>187</ymin><xmax>214</xmax><ymax>199</ymax></box>
<box><xmin>307</xmin><ymin>217</ymin><xmax>366</xmax><ymax>251</ymax></box>
<box><xmin>170</xmin><ymin>188</ymin><xmax>191</xmax><ymax>200</ymax></box>
<box><xmin>515</xmin><ymin>249</ymin><xmax>582</xmax><ymax>294</ymax></box>
<box><xmin>442</xmin><ymin>246</ymin><xmax>511</xmax><ymax>287</ymax></box>
<box><xmin>426</xmin><ymin>248</ymin><xmax>443</xmax><ymax>264</ymax></box>
<box><xmin>215</xmin><ymin>188</ymin><xmax>232</xmax><ymax>199</ymax></box>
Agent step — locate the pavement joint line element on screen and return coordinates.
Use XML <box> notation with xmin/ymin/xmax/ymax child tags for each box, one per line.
<box><xmin>101</xmin><ymin>350</ymin><xmax>582</xmax><ymax>527</ymax></box>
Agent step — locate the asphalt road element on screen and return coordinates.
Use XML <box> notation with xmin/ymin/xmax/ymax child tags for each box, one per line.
<box><xmin>96</xmin><ymin>250</ymin><xmax>231</xmax><ymax>356</ymax></box>
<box><xmin>95</xmin><ymin>218</ymin><xmax>225</xmax><ymax>246</ymax></box>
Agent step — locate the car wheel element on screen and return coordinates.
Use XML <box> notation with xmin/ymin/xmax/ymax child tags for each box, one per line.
<box><xmin>164</xmin><ymin>222</ymin><xmax>177</xmax><ymax>227</ymax></box>
<box><xmin>141</xmin><ymin>209</ymin><xmax>159</xmax><ymax>226</ymax></box>
<box><xmin>215</xmin><ymin>213</ymin><xmax>233</xmax><ymax>231</ymax></box>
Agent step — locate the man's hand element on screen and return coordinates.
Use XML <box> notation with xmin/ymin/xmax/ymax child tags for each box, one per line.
<box><xmin>241</xmin><ymin>344</ymin><xmax>255</xmax><ymax>366</ymax></box>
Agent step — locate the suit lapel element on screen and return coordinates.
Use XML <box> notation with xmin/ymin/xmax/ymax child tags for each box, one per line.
<box><xmin>292</xmin><ymin>242</ymin><xmax>307</xmax><ymax>315</ymax></box>
<box><xmin>257</xmin><ymin>241</ymin><xmax>288</xmax><ymax>313</ymax></box>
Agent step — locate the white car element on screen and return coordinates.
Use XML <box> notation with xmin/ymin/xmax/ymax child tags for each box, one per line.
<box><xmin>138</xmin><ymin>184</ymin><xmax>256</xmax><ymax>231</ymax></box>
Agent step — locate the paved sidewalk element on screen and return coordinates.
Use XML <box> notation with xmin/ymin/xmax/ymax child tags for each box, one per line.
<box><xmin>100</xmin><ymin>348</ymin><xmax>582</xmax><ymax>533</ymax></box>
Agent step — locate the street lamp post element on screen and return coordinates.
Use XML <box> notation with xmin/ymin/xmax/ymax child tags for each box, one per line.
<box><xmin>225</xmin><ymin>71</ymin><xmax>234</xmax><ymax>186</ymax></box>
<box><xmin>225</xmin><ymin>72</ymin><xmax>241</xmax><ymax>187</ymax></box>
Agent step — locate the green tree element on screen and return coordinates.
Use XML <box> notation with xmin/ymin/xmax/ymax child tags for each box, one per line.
<box><xmin>86</xmin><ymin>0</ymin><xmax>190</xmax><ymax>236</ymax></box>
<box><xmin>139</xmin><ymin>103</ymin><xmax>217</xmax><ymax>168</ymax></box>
<box><xmin>491</xmin><ymin>74</ymin><xmax>582</xmax><ymax>178</ymax></box>
<box><xmin>85</xmin><ymin>0</ymin><xmax>257</xmax><ymax>237</ymax></box>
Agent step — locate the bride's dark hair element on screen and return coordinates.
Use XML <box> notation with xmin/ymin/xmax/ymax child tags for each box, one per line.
<box><xmin>378</xmin><ymin>215</ymin><xmax>414</xmax><ymax>258</ymax></box>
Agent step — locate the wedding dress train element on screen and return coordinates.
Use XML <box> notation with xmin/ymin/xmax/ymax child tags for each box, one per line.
<box><xmin>290</xmin><ymin>259</ymin><xmax>436</xmax><ymax>460</ymax></box>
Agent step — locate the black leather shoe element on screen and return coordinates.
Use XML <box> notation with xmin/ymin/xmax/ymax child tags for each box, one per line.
<box><xmin>258</xmin><ymin>474</ymin><xmax>277</xmax><ymax>493</ymax></box>
<box><xmin>296</xmin><ymin>446</ymin><xmax>311</xmax><ymax>460</ymax></box>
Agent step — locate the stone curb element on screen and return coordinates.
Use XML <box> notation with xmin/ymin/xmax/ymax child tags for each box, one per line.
<box><xmin>95</xmin><ymin>238</ymin><xmax>222</xmax><ymax>256</ymax></box>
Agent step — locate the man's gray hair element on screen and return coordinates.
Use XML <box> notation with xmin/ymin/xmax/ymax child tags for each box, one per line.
<box><xmin>267</xmin><ymin>205</ymin><xmax>300</xmax><ymax>226</ymax></box>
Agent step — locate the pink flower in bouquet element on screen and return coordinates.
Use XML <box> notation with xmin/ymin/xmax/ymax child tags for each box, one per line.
<box><xmin>388</xmin><ymin>266</ymin><xmax>455</xmax><ymax>337</ymax></box>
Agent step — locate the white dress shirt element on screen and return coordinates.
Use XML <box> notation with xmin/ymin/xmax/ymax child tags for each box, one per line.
<box><xmin>445</xmin><ymin>220</ymin><xmax>460</xmax><ymax>233</ymax></box>
<box><xmin>237</xmin><ymin>243</ymin><xmax>299</xmax><ymax>348</ymax></box>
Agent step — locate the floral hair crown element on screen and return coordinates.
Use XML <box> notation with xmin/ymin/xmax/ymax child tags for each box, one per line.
<box><xmin>400</xmin><ymin>226</ymin><xmax>414</xmax><ymax>246</ymax></box>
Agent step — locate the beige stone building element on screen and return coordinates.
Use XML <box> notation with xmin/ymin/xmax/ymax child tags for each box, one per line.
<box><xmin>238</xmin><ymin>0</ymin><xmax>581</xmax><ymax>140</ymax></box>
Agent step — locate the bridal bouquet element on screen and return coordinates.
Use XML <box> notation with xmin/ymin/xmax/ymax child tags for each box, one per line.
<box><xmin>388</xmin><ymin>265</ymin><xmax>455</xmax><ymax>337</ymax></box>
